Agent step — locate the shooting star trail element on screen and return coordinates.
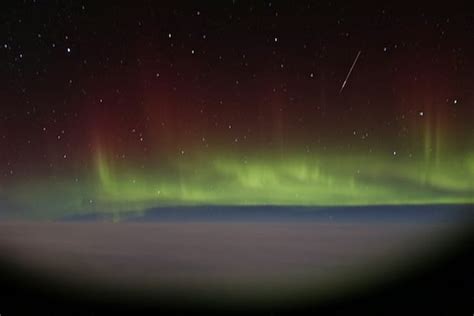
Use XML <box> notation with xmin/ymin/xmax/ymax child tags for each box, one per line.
<box><xmin>339</xmin><ymin>50</ymin><xmax>361</xmax><ymax>94</ymax></box>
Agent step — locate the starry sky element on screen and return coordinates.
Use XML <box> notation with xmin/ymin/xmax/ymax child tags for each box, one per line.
<box><xmin>1</xmin><ymin>1</ymin><xmax>473</xmax><ymax>218</ymax></box>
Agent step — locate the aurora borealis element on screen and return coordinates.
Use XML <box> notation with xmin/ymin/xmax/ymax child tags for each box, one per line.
<box><xmin>1</xmin><ymin>2</ymin><xmax>473</xmax><ymax>219</ymax></box>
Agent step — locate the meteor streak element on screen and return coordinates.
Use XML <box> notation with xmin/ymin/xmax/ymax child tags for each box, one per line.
<box><xmin>339</xmin><ymin>50</ymin><xmax>361</xmax><ymax>94</ymax></box>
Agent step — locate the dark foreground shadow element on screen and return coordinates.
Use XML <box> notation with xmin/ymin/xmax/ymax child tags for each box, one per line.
<box><xmin>0</xmin><ymin>225</ymin><xmax>473</xmax><ymax>315</ymax></box>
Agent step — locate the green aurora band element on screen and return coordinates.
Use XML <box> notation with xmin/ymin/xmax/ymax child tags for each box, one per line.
<box><xmin>6</xmin><ymin>147</ymin><xmax>474</xmax><ymax>219</ymax></box>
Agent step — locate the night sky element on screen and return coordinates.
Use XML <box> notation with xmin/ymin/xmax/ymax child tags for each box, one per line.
<box><xmin>1</xmin><ymin>1</ymin><xmax>473</xmax><ymax>218</ymax></box>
